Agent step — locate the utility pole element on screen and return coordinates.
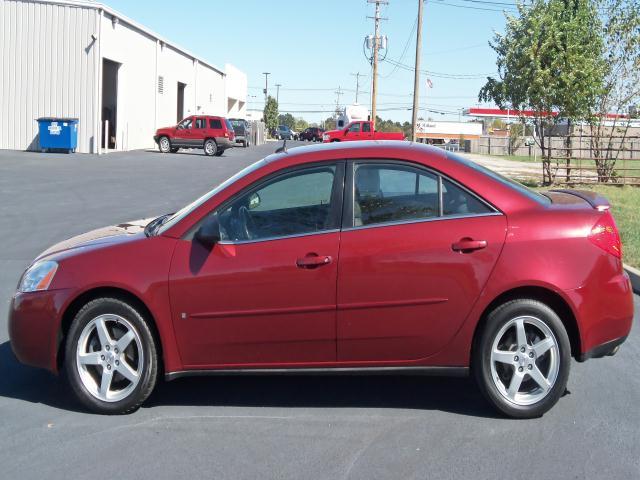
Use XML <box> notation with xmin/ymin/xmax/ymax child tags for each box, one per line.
<box><xmin>275</xmin><ymin>83</ymin><xmax>282</xmax><ymax>106</ymax></box>
<box><xmin>262</xmin><ymin>72</ymin><xmax>270</xmax><ymax>104</ymax></box>
<box><xmin>411</xmin><ymin>0</ymin><xmax>424</xmax><ymax>142</ymax></box>
<box><xmin>334</xmin><ymin>86</ymin><xmax>343</xmax><ymax>110</ymax></box>
<box><xmin>350</xmin><ymin>72</ymin><xmax>365</xmax><ymax>104</ymax></box>
<box><xmin>367</xmin><ymin>0</ymin><xmax>387</xmax><ymax>127</ymax></box>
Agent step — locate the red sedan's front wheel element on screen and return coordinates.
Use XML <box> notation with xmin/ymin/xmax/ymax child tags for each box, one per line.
<box><xmin>474</xmin><ymin>299</ymin><xmax>571</xmax><ymax>418</ymax></box>
<box><xmin>64</xmin><ymin>298</ymin><xmax>159</xmax><ymax>414</ymax></box>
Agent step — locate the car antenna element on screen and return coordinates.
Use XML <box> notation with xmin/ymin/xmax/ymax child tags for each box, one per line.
<box><xmin>275</xmin><ymin>138</ymin><xmax>287</xmax><ymax>154</ymax></box>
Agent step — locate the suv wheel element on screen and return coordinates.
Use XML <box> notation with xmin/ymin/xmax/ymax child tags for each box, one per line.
<box><xmin>204</xmin><ymin>139</ymin><xmax>217</xmax><ymax>156</ymax></box>
<box><xmin>158</xmin><ymin>136</ymin><xmax>171</xmax><ymax>153</ymax></box>
<box><xmin>474</xmin><ymin>299</ymin><xmax>571</xmax><ymax>418</ymax></box>
<box><xmin>214</xmin><ymin>149</ymin><xmax>224</xmax><ymax>157</ymax></box>
<box><xmin>64</xmin><ymin>298</ymin><xmax>159</xmax><ymax>414</ymax></box>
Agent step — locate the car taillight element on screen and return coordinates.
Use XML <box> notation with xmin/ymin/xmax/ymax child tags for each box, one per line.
<box><xmin>588</xmin><ymin>211</ymin><xmax>622</xmax><ymax>258</ymax></box>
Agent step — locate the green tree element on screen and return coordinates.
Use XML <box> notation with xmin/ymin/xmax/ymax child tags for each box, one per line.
<box><xmin>590</xmin><ymin>0</ymin><xmax>640</xmax><ymax>181</ymax></box>
<box><xmin>277</xmin><ymin>113</ymin><xmax>296</xmax><ymax>130</ymax></box>
<box><xmin>295</xmin><ymin>118</ymin><xmax>309</xmax><ymax>131</ymax></box>
<box><xmin>323</xmin><ymin>117</ymin><xmax>336</xmax><ymax>130</ymax></box>
<box><xmin>479</xmin><ymin>0</ymin><xmax>606</xmax><ymax>184</ymax></box>
<box><xmin>263</xmin><ymin>96</ymin><xmax>279</xmax><ymax>135</ymax></box>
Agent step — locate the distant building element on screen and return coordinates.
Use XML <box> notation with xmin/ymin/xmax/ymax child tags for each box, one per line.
<box><xmin>0</xmin><ymin>0</ymin><xmax>247</xmax><ymax>153</ymax></box>
<box><xmin>415</xmin><ymin>120</ymin><xmax>482</xmax><ymax>143</ymax></box>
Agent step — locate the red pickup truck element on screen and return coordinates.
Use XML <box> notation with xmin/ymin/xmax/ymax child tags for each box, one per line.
<box><xmin>322</xmin><ymin>120</ymin><xmax>405</xmax><ymax>142</ymax></box>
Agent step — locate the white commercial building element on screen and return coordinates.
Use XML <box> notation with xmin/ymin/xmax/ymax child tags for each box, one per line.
<box><xmin>0</xmin><ymin>0</ymin><xmax>247</xmax><ymax>153</ymax></box>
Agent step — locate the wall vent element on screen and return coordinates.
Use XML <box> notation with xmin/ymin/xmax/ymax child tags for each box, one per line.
<box><xmin>158</xmin><ymin>76</ymin><xmax>164</xmax><ymax>94</ymax></box>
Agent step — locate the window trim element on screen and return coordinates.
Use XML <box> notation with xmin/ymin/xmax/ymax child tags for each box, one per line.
<box><xmin>186</xmin><ymin>161</ymin><xmax>345</xmax><ymax>244</ymax></box>
<box><xmin>342</xmin><ymin>159</ymin><xmax>501</xmax><ymax>231</ymax></box>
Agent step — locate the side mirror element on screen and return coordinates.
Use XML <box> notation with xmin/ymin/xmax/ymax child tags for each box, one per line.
<box><xmin>195</xmin><ymin>214</ymin><xmax>221</xmax><ymax>248</ymax></box>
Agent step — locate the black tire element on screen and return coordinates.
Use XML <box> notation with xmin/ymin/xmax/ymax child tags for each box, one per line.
<box><xmin>170</xmin><ymin>147</ymin><xmax>179</xmax><ymax>153</ymax></box>
<box><xmin>64</xmin><ymin>297</ymin><xmax>159</xmax><ymax>415</ymax></box>
<box><xmin>473</xmin><ymin>299</ymin><xmax>571</xmax><ymax>418</ymax></box>
<box><xmin>158</xmin><ymin>136</ymin><xmax>171</xmax><ymax>153</ymax></box>
<box><xmin>204</xmin><ymin>138</ymin><xmax>217</xmax><ymax>156</ymax></box>
<box><xmin>243</xmin><ymin>140</ymin><xmax>248</xmax><ymax>148</ymax></box>
<box><xmin>214</xmin><ymin>148</ymin><xmax>224</xmax><ymax>157</ymax></box>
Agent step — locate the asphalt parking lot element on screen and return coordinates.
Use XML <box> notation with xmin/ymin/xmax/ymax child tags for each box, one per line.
<box><xmin>1</xmin><ymin>143</ymin><xmax>638</xmax><ymax>480</ymax></box>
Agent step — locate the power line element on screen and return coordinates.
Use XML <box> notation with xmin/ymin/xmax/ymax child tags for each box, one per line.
<box><xmin>428</xmin><ymin>0</ymin><xmax>518</xmax><ymax>13</ymax></box>
<box><xmin>380</xmin><ymin>13</ymin><xmax>418</xmax><ymax>79</ymax></box>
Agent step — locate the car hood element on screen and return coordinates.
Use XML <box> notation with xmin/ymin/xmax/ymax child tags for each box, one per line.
<box><xmin>37</xmin><ymin>218</ymin><xmax>154</xmax><ymax>261</ymax></box>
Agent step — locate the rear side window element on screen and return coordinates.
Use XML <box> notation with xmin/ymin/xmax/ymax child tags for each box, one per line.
<box><xmin>442</xmin><ymin>178</ymin><xmax>493</xmax><ymax>216</ymax></box>
<box><xmin>209</xmin><ymin>119</ymin><xmax>223</xmax><ymax>129</ymax></box>
<box><xmin>195</xmin><ymin>118</ymin><xmax>206</xmax><ymax>129</ymax></box>
<box><xmin>352</xmin><ymin>163</ymin><xmax>495</xmax><ymax>227</ymax></box>
<box><xmin>354</xmin><ymin>164</ymin><xmax>439</xmax><ymax>226</ymax></box>
<box><xmin>362</xmin><ymin>122</ymin><xmax>371</xmax><ymax>132</ymax></box>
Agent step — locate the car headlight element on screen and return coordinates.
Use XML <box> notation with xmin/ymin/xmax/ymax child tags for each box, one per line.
<box><xmin>19</xmin><ymin>260</ymin><xmax>58</xmax><ymax>293</ymax></box>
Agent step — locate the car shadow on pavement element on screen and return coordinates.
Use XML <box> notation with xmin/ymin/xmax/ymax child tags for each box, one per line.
<box><xmin>0</xmin><ymin>341</ymin><xmax>86</xmax><ymax>413</ymax></box>
<box><xmin>0</xmin><ymin>341</ymin><xmax>498</xmax><ymax>418</ymax></box>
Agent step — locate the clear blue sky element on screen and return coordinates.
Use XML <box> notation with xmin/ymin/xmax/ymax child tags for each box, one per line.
<box><xmin>105</xmin><ymin>0</ymin><xmax>512</xmax><ymax>124</ymax></box>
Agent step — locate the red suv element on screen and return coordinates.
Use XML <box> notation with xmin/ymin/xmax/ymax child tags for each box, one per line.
<box><xmin>154</xmin><ymin>116</ymin><xmax>235</xmax><ymax>156</ymax></box>
<box><xmin>299</xmin><ymin>127</ymin><xmax>325</xmax><ymax>142</ymax></box>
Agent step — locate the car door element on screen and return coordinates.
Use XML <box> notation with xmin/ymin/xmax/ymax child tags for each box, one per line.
<box><xmin>192</xmin><ymin>117</ymin><xmax>207</xmax><ymax>147</ymax></box>
<box><xmin>346</xmin><ymin>122</ymin><xmax>362</xmax><ymax>140</ymax></box>
<box><xmin>361</xmin><ymin>121</ymin><xmax>373</xmax><ymax>139</ymax></box>
<box><xmin>174</xmin><ymin>116</ymin><xmax>195</xmax><ymax>147</ymax></box>
<box><xmin>169</xmin><ymin>162</ymin><xmax>345</xmax><ymax>367</ymax></box>
<box><xmin>337</xmin><ymin>161</ymin><xmax>507</xmax><ymax>362</ymax></box>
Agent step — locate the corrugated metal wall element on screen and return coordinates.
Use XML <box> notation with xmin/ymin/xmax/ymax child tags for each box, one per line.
<box><xmin>0</xmin><ymin>0</ymin><xmax>98</xmax><ymax>152</ymax></box>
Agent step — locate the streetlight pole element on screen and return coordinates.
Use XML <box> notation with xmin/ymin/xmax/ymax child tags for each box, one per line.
<box><xmin>411</xmin><ymin>0</ymin><xmax>424</xmax><ymax>142</ymax></box>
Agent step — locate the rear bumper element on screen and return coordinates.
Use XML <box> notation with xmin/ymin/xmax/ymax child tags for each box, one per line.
<box><xmin>578</xmin><ymin>334</ymin><xmax>628</xmax><ymax>362</ymax></box>
<box><xmin>567</xmin><ymin>271</ymin><xmax>634</xmax><ymax>361</ymax></box>
<box><xmin>215</xmin><ymin>137</ymin><xmax>235</xmax><ymax>149</ymax></box>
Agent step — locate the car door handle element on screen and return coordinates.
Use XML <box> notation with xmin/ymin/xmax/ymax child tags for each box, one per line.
<box><xmin>452</xmin><ymin>238</ymin><xmax>488</xmax><ymax>253</ymax></box>
<box><xmin>296</xmin><ymin>254</ymin><xmax>332</xmax><ymax>269</ymax></box>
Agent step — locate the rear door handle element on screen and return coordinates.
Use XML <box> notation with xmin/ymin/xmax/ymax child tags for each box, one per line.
<box><xmin>296</xmin><ymin>254</ymin><xmax>332</xmax><ymax>269</ymax></box>
<box><xmin>452</xmin><ymin>238</ymin><xmax>488</xmax><ymax>253</ymax></box>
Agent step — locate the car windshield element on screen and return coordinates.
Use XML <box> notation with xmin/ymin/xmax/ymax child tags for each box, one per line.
<box><xmin>157</xmin><ymin>158</ymin><xmax>268</xmax><ymax>234</ymax></box>
<box><xmin>225</xmin><ymin>119</ymin><xmax>233</xmax><ymax>130</ymax></box>
<box><xmin>446</xmin><ymin>152</ymin><xmax>550</xmax><ymax>204</ymax></box>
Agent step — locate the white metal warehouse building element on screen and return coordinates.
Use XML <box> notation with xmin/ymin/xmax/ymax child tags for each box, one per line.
<box><xmin>0</xmin><ymin>0</ymin><xmax>248</xmax><ymax>153</ymax></box>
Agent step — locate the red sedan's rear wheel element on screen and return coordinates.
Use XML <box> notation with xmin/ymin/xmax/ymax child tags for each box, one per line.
<box><xmin>474</xmin><ymin>299</ymin><xmax>571</xmax><ymax>418</ymax></box>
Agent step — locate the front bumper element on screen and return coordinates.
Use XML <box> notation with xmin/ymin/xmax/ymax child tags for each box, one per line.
<box><xmin>8</xmin><ymin>289</ymin><xmax>70</xmax><ymax>373</ymax></box>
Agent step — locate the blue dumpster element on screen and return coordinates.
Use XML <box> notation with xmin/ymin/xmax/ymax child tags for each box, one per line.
<box><xmin>37</xmin><ymin>117</ymin><xmax>78</xmax><ymax>153</ymax></box>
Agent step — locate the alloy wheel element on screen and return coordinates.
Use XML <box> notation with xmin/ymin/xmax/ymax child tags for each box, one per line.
<box><xmin>159</xmin><ymin>137</ymin><xmax>170</xmax><ymax>152</ymax></box>
<box><xmin>489</xmin><ymin>315</ymin><xmax>560</xmax><ymax>406</ymax></box>
<box><xmin>75</xmin><ymin>314</ymin><xmax>144</xmax><ymax>402</ymax></box>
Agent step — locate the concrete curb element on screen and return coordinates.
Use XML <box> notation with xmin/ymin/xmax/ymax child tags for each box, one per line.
<box><xmin>624</xmin><ymin>264</ymin><xmax>640</xmax><ymax>294</ymax></box>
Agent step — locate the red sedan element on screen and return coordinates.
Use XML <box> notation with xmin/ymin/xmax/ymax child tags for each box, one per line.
<box><xmin>9</xmin><ymin>141</ymin><xmax>633</xmax><ymax>417</ymax></box>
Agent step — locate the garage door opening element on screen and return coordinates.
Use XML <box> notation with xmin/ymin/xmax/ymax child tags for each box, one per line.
<box><xmin>177</xmin><ymin>82</ymin><xmax>186</xmax><ymax>122</ymax></box>
<box><xmin>101</xmin><ymin>58</ymin><xmax>120</xmax><ymax>150</ymax></box>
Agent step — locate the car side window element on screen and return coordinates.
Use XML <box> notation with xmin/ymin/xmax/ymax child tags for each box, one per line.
<box><xmin>354</xmin><ymin>164</ymin><xmax>439</xmax><ymax>226</ymax></box>
<box><xmin>209</xmin><ymin>119</ymin><xmax>223</xmax><ymax>129</ymax></box>
<box><xmin>179</xmin><ymin>118</ymin><xmax>192</xmax><ymax>129</ymax></box>
<box><xmin>195</xmin><ymin>118</ymin><xmax>206</xmax><ymax>129</ymax></box>
<box><xmin>349</xmin><ymin>123</ymin><xmax>361</xmax><ymax>133</ymax></box>
<box><xmin>216</xmin><ymin>165</ymin><xmax>337</xmax><ymax>242</ymax></box>
<box><xmin>442</xmin><ymin>178</ymin><xmax>493</xmax><ymax>216</ymax></box>
<box><xmin>362</xmin><ymin>122</ymin><xmax>371</xmax><ymax>133</ymax></box>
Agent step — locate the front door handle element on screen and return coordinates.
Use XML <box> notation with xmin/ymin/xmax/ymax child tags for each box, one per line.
<box><xmin>296</xmin><ymin>253</ymin><xmax>332</xmax><ymax>269</ymax></box>
<box><xmin>452</xmin><ymin>238</ymin><xmax>488</xmax><ymax>253</ymax></box>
